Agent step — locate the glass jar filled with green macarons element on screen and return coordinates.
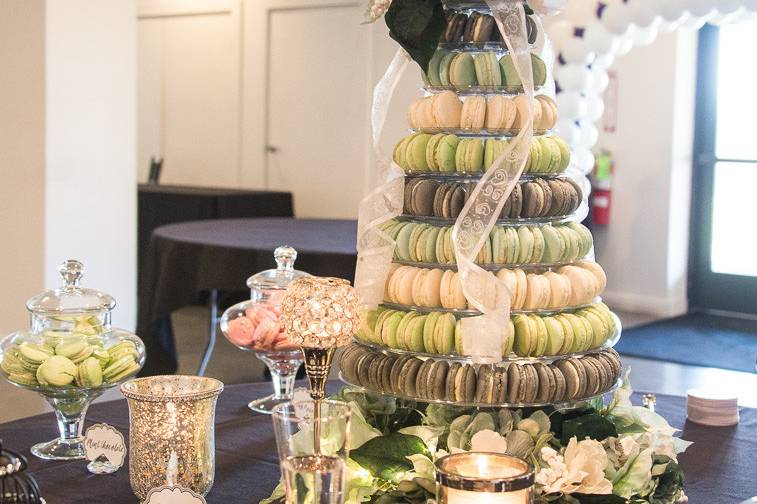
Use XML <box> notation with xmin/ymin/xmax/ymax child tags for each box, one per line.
<box><xmin>0</xmin><ymin>259</ymin><xmax>145</xmax><ymax>461</ymax></box>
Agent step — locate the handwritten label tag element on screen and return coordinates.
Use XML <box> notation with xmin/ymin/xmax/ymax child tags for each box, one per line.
<box><xmin>84</xmin><ymin>423</ymin><xmax>126</xmax><ymax>472</ymax></box>
<box><xmin>292</xmin><ymin>387</ymin><xmax>314</xmax><ymax>419</ymax></box>
<box><xmin>144</xmin><ymin>486</ymin><xmax>207</xmax><ymax>504</ymax></box>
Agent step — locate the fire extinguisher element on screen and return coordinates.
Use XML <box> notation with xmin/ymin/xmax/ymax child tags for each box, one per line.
<box><xmin>591</xmin><ymin>151</ymin><xmax>612</xmax><ymax>226</ymax></box>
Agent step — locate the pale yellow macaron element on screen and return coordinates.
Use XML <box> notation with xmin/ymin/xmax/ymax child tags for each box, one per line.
<box><xmin>559</xmin><ymin>265</ymin><xmax>596</xmax><ymax>306</ymax></box>
<box><xmin>432</xmin><ymin>91</ymin><xmax>463</xmax><ymax>129</ymax></box>
<box><xmin>544</xmin><ymin>271</ymin><xmax>572</xmax><ymax>309</ymax></box>
<box><xmin>512</xmin><ymin>95</ymin><xmax>542</xmax><ymax>131</ymax></box>
<box><xmin>440</xmin><ymin>270</ymin><xmax>467</xmax><ymax>309</ymax></box>
<box><xmin>486</xmin><ymin>95</ymin><xmax>517</xmax><ymax>131</ymax></box>
<box><xmin>512</xmin><ymin>268</ymin><xmax>528</xmax><ymax>310</ymax></box>
<box><xmin>535</xmin><ymin>95</ymin><xmax>558</xmax><ymax>130</ymax></box>
<box><xmin>576</xmin><ymin>261</ymin><xmax>607</xmax><ymax>292</ymax></box>
<box><xmin>524</xmin><ymin>273</ymin><xmax>551</xmax><ymax>310</ymax></box>
<box><xmin>460</xmin><ymin>95</ymin><xmax>486</xmax><ymax>131</ymax></box>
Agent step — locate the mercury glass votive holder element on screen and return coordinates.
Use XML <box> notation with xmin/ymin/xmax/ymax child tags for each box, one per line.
<box><xmin>121</xmin><ymin>375</ymin><xmax>224</xmax><ymax>501</ymax></box>
<box><xmin>435</xmin><ymin>452</ymin><xmax>534</xmax><ymax>504</ymax></box>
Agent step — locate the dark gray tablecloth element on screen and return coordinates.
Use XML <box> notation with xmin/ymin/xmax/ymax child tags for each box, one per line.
<box><xmin>137</xmin><ymin>218</ymin><xmax>358</xmax><ymax>375</ymax></box>
<box><xmin>1</xmin><ymin>383</ymin><xmax>755</xmax><ymax>503</ymax></box>
<box><xmin>138</xmin><ymin>185</ymin><xmax>294</xmax><ymax>293</ymax></box>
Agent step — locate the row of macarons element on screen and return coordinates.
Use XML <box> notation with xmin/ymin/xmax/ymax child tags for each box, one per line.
<box><xmin>384</xmin><ymin>261</ymin><xmax>605</xmax><ymax>312</ymax></box>
<box><xmin>393</xmin><ymin>133</ymin><xmax>570</xmax><ymax>175</ymax></box>
<box><xmin>357</xmin><ymin>302</ymin><xmax>616</xmax><ymax>359</ymax></box>
<box><xmin>384</xmin><ymin>219</ymin><xmax>593</xmax><ymax>266</ymax></box>
<box><xmin>404</xmin><ymin>176</ymin><xmax>582</xmax><ymax>221</ymax></box>
<box><xmin>424</xmin><ymin>51</ymin><xmax>547</xmax><ymax>91</ymax></box>
<box><xmin>2</xmin><ymin>337</ymin><xmax>141</xmax><ymax>388</ymax></box>
<box><xmin>339</xmin><ymin>344</ymin><xmax>622</xmax><ymax>405</ymax></box>
<box><xmin>408</xmin><ymin>92</ymin><xmax>558</xmax><ymax>133</ymax></box>
<box><xmin>441</xmin><ymin>11</ymin><xmax>538</xmax><ymax>45</ymax></box>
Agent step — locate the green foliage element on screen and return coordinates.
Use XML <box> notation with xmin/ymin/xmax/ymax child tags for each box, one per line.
<box><xmin>351</xmin><ymin>432</ymin><xmax>430</xmax><ymax>483</ymax></box>
<box><xmin>384</xmin><ymin>0</ymin><xmax>445</xmax><ymax>72</ymax></box>
<box><xmin>560</xmin><ymin>412</ymin><xmax>618</xmax><ymax>445</ymax></box>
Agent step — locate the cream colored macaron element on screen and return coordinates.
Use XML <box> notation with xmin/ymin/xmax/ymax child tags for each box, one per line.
<box><xmin>432</xmin><ymin>91</ymin><xmax>463</xmax><ymax>129</ymax></box>
<box><xmin>461</xmin><ymin>95</ymin><xmax>486</xmax><ymax>131</ymax></box>
<box><xmin>486</xmin><ymin>95</ymin><xmax>517</xmax><ymax>131</ymax></box>
<box><xmin>512</xmin><ymin>95</ymin><xmax>542</xmax><ymax>131</ymax></box>
<box><xmin>576</xmin><ymin>261</ymin><xmax>607</xmax><ymax>292</ymax></box>
<box><xmin>544</xmin><ymin>271</ymin><xmax>572</xmax><ymax>308</ymax></box>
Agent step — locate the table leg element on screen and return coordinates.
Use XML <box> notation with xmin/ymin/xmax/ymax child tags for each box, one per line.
<box><xmin>197</xmin><ymin>288</ymin><xmax>218</xmax><ymax>376</ymax></box>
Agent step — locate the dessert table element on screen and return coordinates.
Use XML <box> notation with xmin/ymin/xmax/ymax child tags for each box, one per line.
<box><xmin>137</xmin><ymin>218</ymin><xmax>358</xmax><ymax>376</ymax></box>
<box><xmin>1</xmin><ymin>381</ymin><xmax>756</xmax><ymax>503</ymax></box>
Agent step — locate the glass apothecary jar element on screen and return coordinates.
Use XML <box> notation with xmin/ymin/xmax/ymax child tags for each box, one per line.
<box><xmin>220</xmin><ymin>246</ymin><xmax>310</xmax><ymax>414</ymax></box>
<box><xmin>0</xmin><ymin>260</ymin><xmax>145</xmax><ymax>460</ymax></box>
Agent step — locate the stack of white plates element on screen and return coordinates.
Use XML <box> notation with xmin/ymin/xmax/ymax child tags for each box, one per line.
<box><xmin>687</xmin><ymin>388</ymin><xmax>739</xmax><ymax>426</ymax></box>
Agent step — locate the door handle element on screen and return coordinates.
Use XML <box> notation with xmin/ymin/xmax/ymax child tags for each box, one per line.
<box><xmin>265</xmin><ymin>145</ymin><xmax>279</xmax><ymax>154</ymax></box>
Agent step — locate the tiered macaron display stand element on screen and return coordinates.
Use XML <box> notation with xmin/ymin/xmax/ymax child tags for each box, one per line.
<box><xmin>339</xmin><ymin>2</ymin><xmax>623</xmax><ymax>410</ymax></box>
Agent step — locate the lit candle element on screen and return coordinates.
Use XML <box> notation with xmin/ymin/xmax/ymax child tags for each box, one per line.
<box><xmin>436</xmin><ymin>453</ymin><xmax>534</xmax><ymax>504</ymax></box>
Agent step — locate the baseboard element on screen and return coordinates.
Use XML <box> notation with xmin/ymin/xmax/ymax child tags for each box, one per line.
<box><xmin>601</xmin><ymin>290</ymin><xmax>688</xmax><ymax>318</ymax></box>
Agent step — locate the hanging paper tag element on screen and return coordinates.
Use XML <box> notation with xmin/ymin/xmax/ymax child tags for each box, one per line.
<box><xmin>84</xmin><ymin>423</ymin><xmax>126</xmax><ymax>474</ymax></box>
<box><xmin>144</xmin><ymin>486</ymin><xmax>207</xmax><ymax>504</ymax></box>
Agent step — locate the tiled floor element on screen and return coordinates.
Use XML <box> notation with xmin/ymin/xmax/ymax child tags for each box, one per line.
<box><xmin>3</xmin><ymin>307</ymin><xmax>757</xmax><ymax>423</ymax></box>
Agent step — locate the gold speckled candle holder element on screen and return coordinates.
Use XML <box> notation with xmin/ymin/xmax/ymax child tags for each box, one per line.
<box><xmin>121</xmin><ymin>375</ymin><xmax>224</xmax><ymax>501</ymax></box>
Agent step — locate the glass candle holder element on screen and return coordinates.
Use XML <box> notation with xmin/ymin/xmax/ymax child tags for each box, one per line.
<box><xmin>272</xmin><ymin>400</ymin><xmax>352</xmax><ymax>504</ymax></box>
<box><xmin>435</xmin><ymin>452</ymin><xmax>534</xmax><ymax>504</ymax></box>
<box><xmin>121</xmin><ymin>375</ymin><xmax>224</xmax><ymax>500</ymax></box>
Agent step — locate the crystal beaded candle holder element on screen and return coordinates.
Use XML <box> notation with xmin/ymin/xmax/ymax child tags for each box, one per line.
<box><xmin>121</xmin><ymin>375</ymin><xmax>224</xmax><ymax>500</ymax></box>
<box><xmin>436</xmin><ymin>452</ymin><xmax>534</xmax><ymax>504</ymax></box>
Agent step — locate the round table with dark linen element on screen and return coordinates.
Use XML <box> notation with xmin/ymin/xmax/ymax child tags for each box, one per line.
<box><xmin>137</xmin><ymin>218</ymin><xmax>357</xmax><ymax>376</ymax></box>
<box><xmin>1</xmin><ymin>382</ymin><xmax>755</xmax><ymax>503</ymax></box>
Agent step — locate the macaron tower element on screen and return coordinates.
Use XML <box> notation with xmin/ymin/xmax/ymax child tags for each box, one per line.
<box><xmin>340</xmin><ymin>3</ymin><xmax>623</xmax><ymax>408</ymax></box>
<box><xmin>0</xmin><ymin>260</ymin><xmax>145</xmax><ymax>460</ymax></box>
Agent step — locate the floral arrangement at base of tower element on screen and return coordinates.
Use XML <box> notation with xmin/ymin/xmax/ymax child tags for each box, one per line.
<box><xmin>263</xmin><ymin>373</ymin><xmax>690</xmax><ymax>504</ymax></box>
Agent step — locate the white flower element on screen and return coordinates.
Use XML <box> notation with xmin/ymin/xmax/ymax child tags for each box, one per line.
<box><xmin>364</xmin><ymin>0</ymin><xmax>391</xmax><ymax>23</ymax></box>
<box><xmin>470</xmin><ymin>429</ymin><xmax>508</xmax><ymax>453</ymax></box>
<box><xmin>536</xmin><ymin>438</ymin><xmax>613</xmax><ymax>495</ymax></box>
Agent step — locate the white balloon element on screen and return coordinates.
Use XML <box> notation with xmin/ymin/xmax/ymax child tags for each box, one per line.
<box><xmin>614</xmin><ymin>36</ymin><xmax>633</xmax><ymax>57</ymax></box>
<box><xmin>709</xmin><ymin>9</ymin><xmax>743</xmax><ymax>25</ymax></box>
<box><xmin>560</xmin><ymin>36</ymin><xmax>596</xmax><ymax>65</ymax></box>
<box><xmin>630</xmin><ymin>24</ymin><xmax>658</xmax><ymax>46</ymax></box>
<box><xmin>562</xmin><ymin>0</ymin><xmax>599</xmax><ymax>25</ymax></box>
<box><xmin>627</xmin><ymin>2</ymin><xmax>658</xmax><ymax>28</ymax></box>
<box><xmin>582</xmin><ymin>21</ymin><xmax>618</xmax><ymax>55</ymax></box>
<box><xmin>585</xmin><ymin>94</ymin><xmax>605</xmax><ymax>121</ymax></box>
<box><xmin>659</xmin><ymin>0</ymin><xmax>688</xmax><ymax>23</ymax></box>
<box><xmin>592</xmin><ymin>52</ymin><xmax>615</xmax><ymax>70</ymax></box>
<box><xmin>590</xmin><ymin>68</ymin><xmax>609</xmax><ymax>93</ymax></box>
<box><xmin>555</xmin><ymin>64</ymin><xmax>593</xmax><ymax>92</ymax></box>
<box><xmin>717</xmin><ymin>0</ymin><xmax>743</xmax><ymax>15</ymax></box>
<box><xmin>574</xmin><ymin>147</ymin><xmax>596</xmax><ymax>174</ymax></box>
<box><xmin>578</xmin><ymin>121</ymin><xmax>599</xmax><ymax>148</ymax></box>
<box><xmin>688</xmin><ymin>0</ymin><xmax>716</xmax><ymax>18</ymax></box>
<box><xmin>556</xmin><ymin>91</ymin><xmax>588</xmax><ymax>121</ymax></box>
<box><xmin>745</xmin><ymin>0</ymin><xmax>757</xmax><ymax>12</ymax></box>
<box><xmin>555</xmin><ymin>118</ymin><xmax>581</xmax><ymax>146</ymax></box>
<box><xmin>548</xmin><ymin>20</ymin><xmax>576</xmax><ymax>50</ymax></box>
<box><xmin>601</xmin><ymin>3</ymin><xmax>632</xmax><ymax>35</ymax></box>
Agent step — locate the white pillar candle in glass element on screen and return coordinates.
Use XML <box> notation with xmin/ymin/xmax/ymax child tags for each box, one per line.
<box><xmin>436</xmin><ymin>452</ymin><xmax>534</xmax><ymax>504</ymax></box>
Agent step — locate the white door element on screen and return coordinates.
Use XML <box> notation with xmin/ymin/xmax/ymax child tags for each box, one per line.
<box><xmin>265</xmin><ymin>2</ymin><xmax>368</xmax><ymax>218</ymax></box>
<box><xmin>137</xmin><ymin>1</ymin><xmax>241</xmax><ymax>187</ymax></box>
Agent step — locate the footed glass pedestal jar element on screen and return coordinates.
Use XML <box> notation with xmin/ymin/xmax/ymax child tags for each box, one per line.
<box><xmin>220</xmin><ymin>246</ymin><xmax>310</xmax><ymax>414</ymax></box>
<box><xmin>0</xmin><ymin>260</ymin><xmax>145</xmax><ymax>460</ymax></box>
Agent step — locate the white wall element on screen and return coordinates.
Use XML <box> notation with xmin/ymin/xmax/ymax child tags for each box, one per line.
<box><xmin>45</xmin><ymin>0</ymin><xmax>138</xmax><ymax>329</ymax></box>
<box><xmin>594</xmin><ymin>30</ymin><xmax>698</xmax><ymax>317</ymax></box>
<box><xmin>0</xmin><ymin>0</ymin><xmax>46</xmax><ymax>337</ymax></box>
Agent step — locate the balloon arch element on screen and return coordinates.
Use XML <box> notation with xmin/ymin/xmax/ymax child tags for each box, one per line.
<box><xmin>542</xmin><ymin>0</ymin><xmax>756</xmax><ymax>176</ymax></box>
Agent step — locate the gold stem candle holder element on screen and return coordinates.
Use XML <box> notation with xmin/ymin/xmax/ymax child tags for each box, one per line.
<box><xmin>435</xmin><ymin>452</ymin><xmax>534</xmax><ymax>504</ymax></box>
<box><xmin>280</xmin><ymin>277</ymin><xmax>360</xmax><ymax>454</ymax></box>
<box><xmin>121</xmin><ymin>375</ymin><xmax>224</xmax><ymax>501</ymax></box>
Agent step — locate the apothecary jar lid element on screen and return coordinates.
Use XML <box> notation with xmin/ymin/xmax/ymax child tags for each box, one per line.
<box><xmin>25</xmin><ymin>260</ymin><xmax>116</xmax><ymax>316</ymax></box>
<box><xmin>246</xmin><ymin>246</ymin><xmax>310</xmax><ymax>292</ymax></box>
